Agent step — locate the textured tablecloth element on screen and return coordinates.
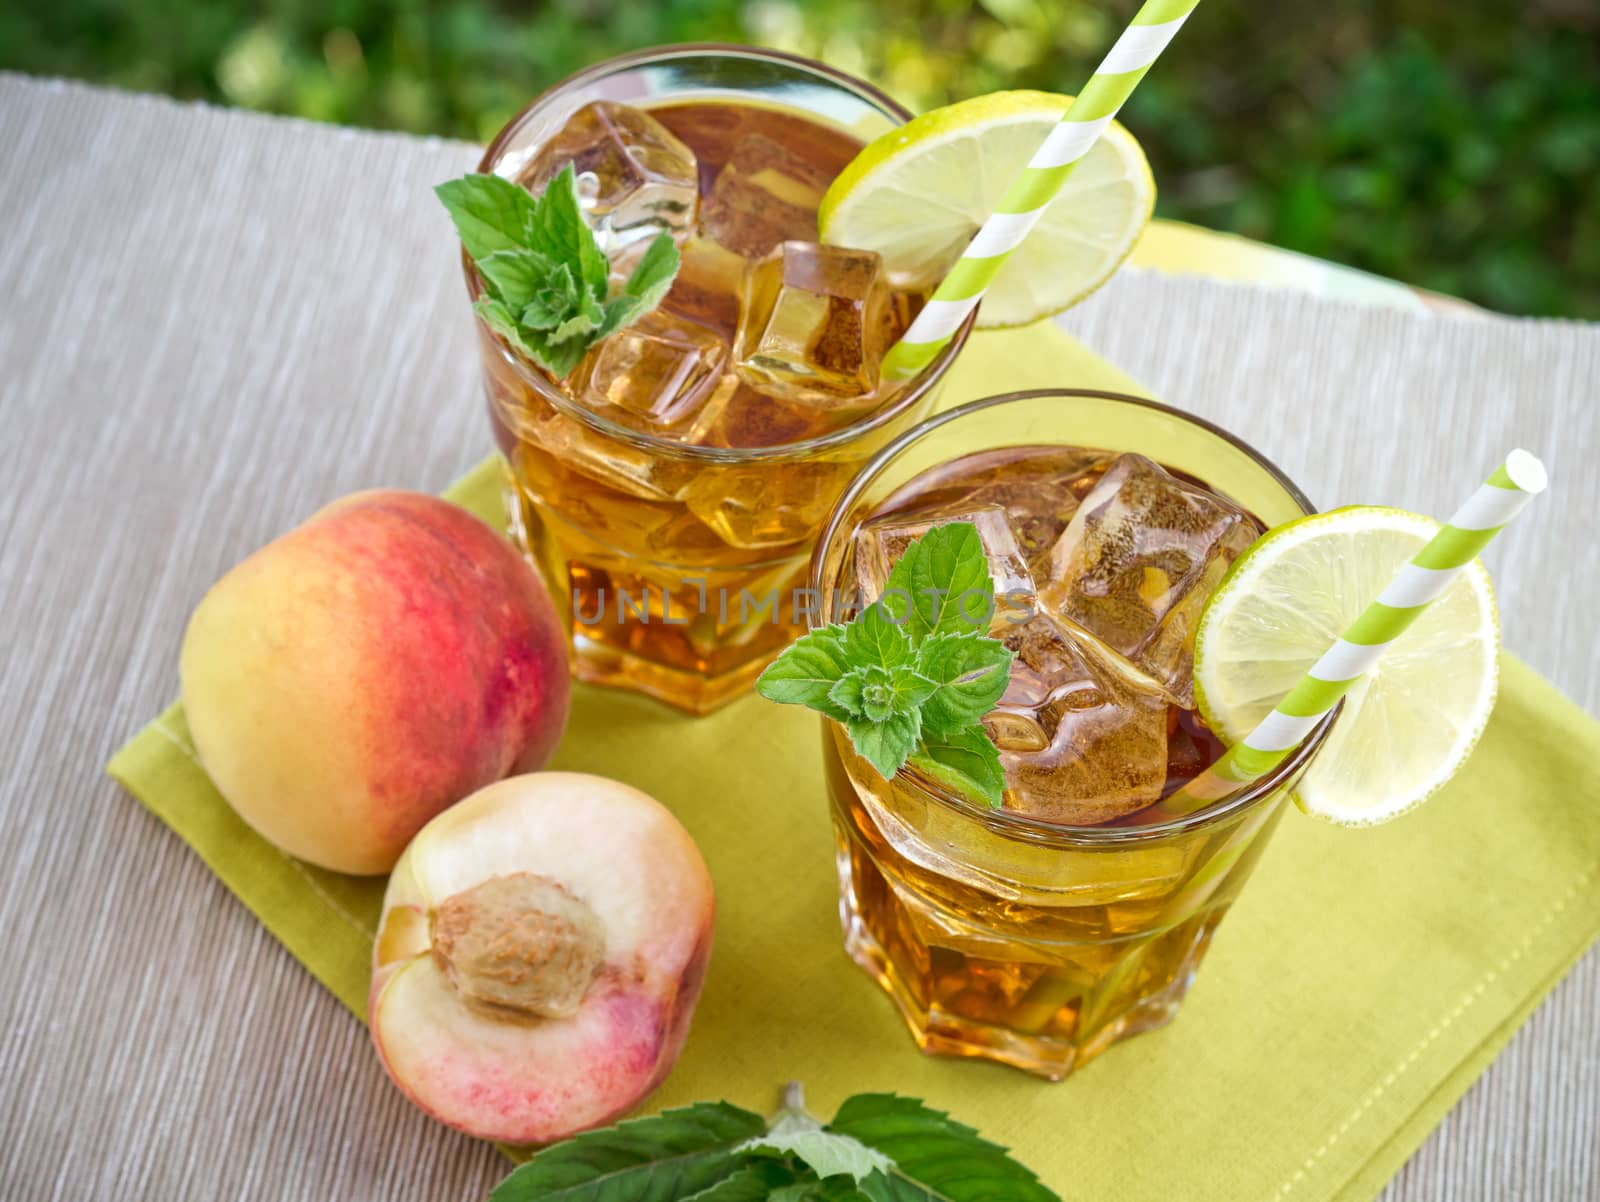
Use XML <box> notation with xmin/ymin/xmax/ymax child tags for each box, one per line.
<box><xmin>1</xmin><ymin>73</ymin><xmax>1595</xmax><ymax>1200</ymax></box>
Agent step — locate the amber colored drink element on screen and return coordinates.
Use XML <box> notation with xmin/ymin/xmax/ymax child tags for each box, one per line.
<box><xmin>813</xmin><ymin>391</ymin><xmax>1334</xmax><ymax>1080</ymax></box>
<box><xmin>470</xmin><ymin>48</ymin><xmax>969</xmax><ymax>714</ymax></box>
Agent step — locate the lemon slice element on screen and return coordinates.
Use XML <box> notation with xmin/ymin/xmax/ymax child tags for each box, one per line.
<box><xmin>819</xmin><ymin>91</ymin><xmax>1154</xmax><ymax>328</ymax></box>
<box><xmin>1193</xmin><ymin>506</ymin><xmax>1499</xmax><ymax>826</ymax></box>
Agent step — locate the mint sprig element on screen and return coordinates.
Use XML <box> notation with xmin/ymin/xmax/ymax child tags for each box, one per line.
<box><xmin>436</xmin><ymin>166</ymin><xmax>680</xmax><ymax>378</ymax></box>
<box><xmin>756</xmin><ymin>521</ymin><xmax>1012</xmax><ymax>808</ymax></box>
<box><xmin>486</xmin><ymin>1101</ymin><xmax>761</xmax><ymax>1201</ymax></box>
<box><xmin>489</xmin><ymin>1084</ymin><xmax>1061</xmax><ymax>1202</ymax></box>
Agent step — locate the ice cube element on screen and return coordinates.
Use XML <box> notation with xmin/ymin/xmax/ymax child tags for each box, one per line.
<box><xmin>853</xmin><ymin>503</ymin><xmax>1036</xmax><ymax>633</ymax></box>
<box><xmin>642</xmin><ymin>508</ymin><xmax>729</xmax><ymax>561</ymax></box>
<box><xmin>520</xmin><ymin>101</ymin><xmax>698</xmax><ymax>266</ymax></box>
<box><xmin>964</xmin><ymin>449</ymin><xmax>1116</xmax><ymax>571</ymax></box>
<box><xmin>871</xmin><ymin>447</ymin><xmax>1114</xmax><ymax>573</ymax></box>
<box><xmin>682</xmin><ymin>457</ymin><xmax>856</xmax><ymax>550</ymax></box>
<box><xmin>507</xmin><ymin>440</ymin><xmax>692</xmax><ymax>569</ymax></box>
<box><xmin>573</xmin><ymin>309</ymin><xmax>735</xmax><ymax>441</ymax></box>
<box><xmin>700</xmin><ymin>133</ymin><xmax>830</xmax><ymax>259</ymax></box>
<box><xmin>984</xmin><ymin>616</ymin><xmax>1170</xmax><ymax>825</ymax></box>
<box><xmin>733</xmin><ymin>241</ymin><xmax>897</xmax><ymax>405</ymax></box>
<box><xmin>662</xmin><ymin>235</ymin><xmax>747</xmax><ymax>343</ymax></box>
<box><xmin>699</xmin><ymin>383</ymin><xmax>831</xmax><ymax>449</ymax></box>
<box><xmin>520</xmin><ymin>405</ymin><xmax>699</xmax><ymax>503</ymax></box>
<box><xmin>1040</xmin><ymin>453</ymin><xmax>1261</xmax><ymax>707</ymax></box>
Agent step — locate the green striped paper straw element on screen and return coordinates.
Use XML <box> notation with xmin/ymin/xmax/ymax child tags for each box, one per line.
<box><xmin>1092</xmin><ymin>450</ymin><xmax>1551</xmax><ymax>1025</ymax></box>
<box><xmin>1155</xmin><ymin>448</ymin><xmax>1549</xmax><ymax>819</ymax></box>
<box><xmin>878</xmin><ymin>0</ymin><xmax>1201</xmax><ymax>381</ymax></box>
<box><xmin>1015</xmin><ymin>450</ymin><xmax>1548</xmax><ymax>1037</ymax></box>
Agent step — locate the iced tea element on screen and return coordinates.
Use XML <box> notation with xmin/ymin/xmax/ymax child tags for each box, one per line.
<box><xmin>813</xmin><ymin>391</ymin><xmax>1334</xmax><ymax>1079</ymax></box>
<box><xmin>470</xmin><ymin>49</ymin><xmax>970</xmax><ymax>713</ymax></box>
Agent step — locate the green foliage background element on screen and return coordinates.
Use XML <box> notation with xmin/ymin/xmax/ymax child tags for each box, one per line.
<box><xmin>5</xmin><ymin>0</ymin><xmax>1596</xmax><ymax>316</ymax></box>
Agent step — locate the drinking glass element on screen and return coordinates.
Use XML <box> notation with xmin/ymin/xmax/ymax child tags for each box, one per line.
<box><xmin>811</xmin><ymin>389</ymin><xmax>1337</xmax><ymax>1079</ymax></box>
<box><xmin>468</xmin><ymin>46</ymin><xmax>974</xmax><ymax>714</ymax></box>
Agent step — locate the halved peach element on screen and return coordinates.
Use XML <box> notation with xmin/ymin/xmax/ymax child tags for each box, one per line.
<box><xmin>368</xmin><ymin>772</ymin><xmax>714</xmax><ymax>1144</ymax></box>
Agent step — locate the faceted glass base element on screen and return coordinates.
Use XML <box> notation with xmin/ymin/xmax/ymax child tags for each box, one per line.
<box><xmin>567</xmin><ymin>630</ymin><xmax>779</xmax><ymax>715</ymax></box>
<box><xmin>503</xmin><ymin>477</ymin><xmax>797</xmax><ymax>715</ymax></box>
<box><xmin>832</xmin><ymin>822</ymin><xmax>1226</xmax><ymax>1080</ymax></box>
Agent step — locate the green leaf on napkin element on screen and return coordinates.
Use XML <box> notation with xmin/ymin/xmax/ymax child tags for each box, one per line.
<box><xmin>768</xmin><ymin>1184</ymin><xmax>873</xmax><ymax>1202</ymax></box>
<box><xmin>740</xmin><ymin>1092</ymin><xmax>894</xmax><ymax>1183</ymax></box>
<box><xmin>436</xmin><ymin>166</ymin><xmax>680</xmax><ymax>379</ymax></box>
<box><xmin>755</xmin><ymin>521</ymin><xmax>1013</xmax><ymax>808</ymax></box>
<box><xmin>829</xmin><ymin>1094</ymin><xmax>1060</xmax><ymax>1202</ymax></box>
<box><xmin>490</xmin><ymin>1085</ymin><xmax>1060</xmax><ymax>1202</ymax></box>
<box><xmin>486</xmin><ymin>1101</ymin><xmax>765</xmax><ymax>1202</ymax></box>
<box><xmin>686</xmin><ymin>1161</ymin><xmax>810</xmax><ymax>1201</ymax></box>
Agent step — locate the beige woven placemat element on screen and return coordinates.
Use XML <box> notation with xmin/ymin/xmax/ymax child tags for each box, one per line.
<box><xmin>1</xmin><ymin>73</ymin><xmax>1595</xmax><ymax>1200</ymax></box>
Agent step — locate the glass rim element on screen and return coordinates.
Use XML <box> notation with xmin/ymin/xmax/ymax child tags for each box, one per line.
<box><xmin>464</xmin><ymin>42</ymin><xmax>976</xmax><ymax>465</ymax></box>
<box><xmin>808</xmin><ymin>386</ymin><xmax>1338</xmax><ymax>846</ymax></box>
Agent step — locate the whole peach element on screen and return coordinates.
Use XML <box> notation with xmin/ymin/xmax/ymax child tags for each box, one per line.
<box><xmin>180</xmin><ymin>490</ymin><xmax>569</xmax><ymax>875</ymax></box>
<box><xmin>368</xmin><ymin>772</ymin><xmax>715</xmax><ymax>1144</ymax></box>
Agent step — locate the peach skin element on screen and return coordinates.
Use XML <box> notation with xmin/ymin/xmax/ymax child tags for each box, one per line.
<box><xmin>180</xmin><ymin>490</ymin><xmax>569</xmax><ymax>874</ymax></box>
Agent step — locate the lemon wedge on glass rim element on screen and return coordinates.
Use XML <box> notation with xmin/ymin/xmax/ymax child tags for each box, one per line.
<box><xmin>819</xmin><ymin>90</ymin><xmax>1154</xmax><ymax>328</ymax></box>
<box><xmin>1192</xmin><ymin>506</ymin><xmax>1500</xmax><ymax>826</ymax></box>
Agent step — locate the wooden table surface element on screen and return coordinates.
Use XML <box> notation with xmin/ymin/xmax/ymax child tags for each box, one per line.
<box><xmin>1</xmin><ymin>74</ymin><xmax>1596</xmax><ymax>1200</ymax></box>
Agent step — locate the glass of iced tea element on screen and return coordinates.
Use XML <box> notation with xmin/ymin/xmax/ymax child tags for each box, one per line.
<box><xmin>468</xmin><ymin>46</ymin><xmax>974</xmax><ymax>714</ymax></box>
<box><xmin>811</xmin><ymin>389</ymin><xmax>1338</xmax><ymax>1079</ymax></box>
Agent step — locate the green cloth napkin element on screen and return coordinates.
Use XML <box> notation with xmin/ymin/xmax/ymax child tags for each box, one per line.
<box><xmin>109</xmin><ymin>324</ymin><xmax>1600</xmax><ymax>1202</ymax></box>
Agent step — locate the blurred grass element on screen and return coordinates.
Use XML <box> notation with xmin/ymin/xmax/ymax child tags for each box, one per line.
<box><xmin>4</xmin><ymin>0</ymin><xmax>1596</xmax><ymax>316</ymax></box>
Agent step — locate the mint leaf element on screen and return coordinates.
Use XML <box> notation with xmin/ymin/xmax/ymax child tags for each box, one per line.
<box><xmin>736</xmin><ymin>1082</ymin><xmax>895</xmax><ymax>1194</ymax></box>
<box><xmin>488</xmin><ymin>1101</ymin><xmax>766</xmax><ymax>1202</ymax></box>
<box><xmin>755</xmin><ymin>520</ymin><xmax>1014</xmax><ymax>791</ymax></box>
<box><xmin>523</xmin><ymin>280</ymin><xmax>578</xmax><ymax>330</ymax></box>
<box><xmin>843</xmin><ymin>602</ymin><xmax>915</xmax><ymax>671</ymax></box>
<box><xmin>599</xmin><ymin>294</ymin><xmax>646</xmax><ymax>340</ymax></box>
<box><xmin>828</xmin><ymin>668</ymin><xmax>872</xmax><ymax>720</ymax></box>
<box><xmin>524</xmin><ymin>332</ymin><xmax>589</xmax><ymax>380</ymax></box>
<box><xmin>685</xmin><ymin>1161</ymin><xmax>803</xmax><ymax>1201</ymax></box>
<box><xmin>831</xmin><ymin>666</ymin><xmax>936</xmax><ymax>723</ymax></box>
<box><xmin>884</xmin><ymin>521</ymin><xmax>995</xmax><ymax>642</ymax></box>
<box><xmin>596</xmin><ymin>234</ymin><xmax>682</xmax><ymax>339</ymax></box>
<box><xmin>908</xmin><ymin>726</ymin><xmax>1006</xmax><ymax>810</ymax></box>
<box><xmin>437</xmin><ymin>165</ymin><xmax>679</xmax><ymax>379</ymax></box>
<box><xmin>892</xmin><ymin>667</ymin><xmax>939</xmax><ymax>712</ymax></box>
<box><xmin>476</xmin><ymin>248</ymin><xmax>558</xmax><ymax>312</ymax></box>
<box><xmin>486</xmin><ymin>1085</ymin><xmax>1058</xmax><ymax>1202</ymax></box>
<box><xmin>915</xmin><ymin>634</ymin><xmax>1013</xmax><ymax>735</ymax></box>
<box><xmin>771</xmin><ymin>1183</ymin><xmax>875</xmax><ymax>1202</ymax></box>
<box><xmin>756</xmin><ymin>626</ymin><xmax>854</xmax><ymax>721</ymax></box>
<box><xmin>549</xmin><ymin>290</ymin><xmax>606</xmax><ymax>344</ymax></box>
<box><xmin>846</xmin><ymin>708</ymin><xmax>921</xmax><ymax>779</ymax></box>
<box><xmin>529</xmin><ymin>166</ymin><xmax>610</xmax><ymax>296</ymax></box>
<box><xmin>473</xmin><ymin>297</ymin><xmax>539</xmax><ymax>362</ymax></box>
<box><xmin>435</xmin><ymin>173</ymin><xmax>540</xmax><ymax>261</ymax></box>
<box><xmin>743</xmin><ymin>1128</ymin><xmax>894</xmax><ymax>1184</ymax></box>
<box><xmin>828</xmin><ymin>1095</ymin><xmax>1060</xmax><ymax>1202</ymax></box>
<box><xmin>623</xmin><ymin>232</ymin><xmax>682</xmax><ymax>303</ymax></box>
